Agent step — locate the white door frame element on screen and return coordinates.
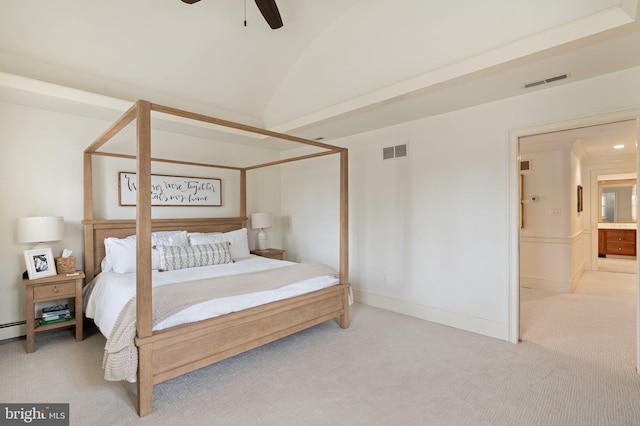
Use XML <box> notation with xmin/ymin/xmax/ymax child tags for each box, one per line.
<box><xmin>507</xmin><ymin>108</ymin><xmax>640</xmax><ymax>371</ymax></box>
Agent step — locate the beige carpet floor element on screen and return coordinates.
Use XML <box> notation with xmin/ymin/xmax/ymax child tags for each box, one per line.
<box><xmin>1</xmin><ymin>271</ymin><xmax>640</xmax><ymax>425</ymax></box>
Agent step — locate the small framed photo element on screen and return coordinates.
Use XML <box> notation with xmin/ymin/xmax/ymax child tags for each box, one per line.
<box><xmin>24</xmin><ymin>248</ymin><xmax>57</xmax><ymax>280</ymax></box>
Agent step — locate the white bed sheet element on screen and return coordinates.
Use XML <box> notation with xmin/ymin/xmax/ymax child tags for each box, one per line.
<box><xmin>83</xmin><ymin>255</ymin><xmax>339</xmax><ymax>338</ymax></box>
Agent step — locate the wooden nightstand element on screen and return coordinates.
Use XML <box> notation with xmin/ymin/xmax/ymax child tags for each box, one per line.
<box><xmin>22</xmin><ymin>271</ymin><xmax>84</xmax><ymax>353</ymax></box>
<box><xmin>250</xmin><ymin>248</ymin><xmax>285</xmax><ymax>260</ymax></box>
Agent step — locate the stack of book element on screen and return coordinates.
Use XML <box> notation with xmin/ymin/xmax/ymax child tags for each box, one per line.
<box><xmin>39</xmin><ymin>304</ymin><xmax>72</xmax><ymax>326</ymax></box>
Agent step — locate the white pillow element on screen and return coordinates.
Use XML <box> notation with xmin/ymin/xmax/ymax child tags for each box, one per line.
<box><xmin>101</xmin><ymin>256</ymin><xmax>114</xmax><ymax>273</ymax></box>
<box><xmin>103</xmin><ymin>231</ymin><xmax>189</xmax><ymax>274</ymax></box>
<box><xmin>152</xmin><ymin>230</ymin><xmax>189</xmax><ymax>247</ymax></box>
<box><xmin>188</xmin><ymin>228</ymin><xmax>250</xmax><ymax>260</ymax></box>
<box><xmin>187</xmin><ymin>232</ymin><xmax>221</xmax><ymax>236</ymax></box>
<box><xmin>103</xmin><ymin>235</ymin><xmax>137</xmax><ymax>274</ymax></box>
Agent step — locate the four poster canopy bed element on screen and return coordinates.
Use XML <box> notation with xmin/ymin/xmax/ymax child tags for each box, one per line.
<box><xmin>82</xmin><ymin>100</ymin><xmax>350</xmax><ymax>416</ymax></box>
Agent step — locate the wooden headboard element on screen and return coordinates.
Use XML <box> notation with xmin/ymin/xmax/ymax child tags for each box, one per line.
<box><xmin>83</xmin><ymin>217</ymin><xmax>246</xmax><ymax>281</ymax></box>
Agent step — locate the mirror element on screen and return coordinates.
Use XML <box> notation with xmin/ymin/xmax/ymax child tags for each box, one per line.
<box><xmin>599</xmin><ymin>178</ymin><xmax>637</xmax><ymax>223</ymax></box>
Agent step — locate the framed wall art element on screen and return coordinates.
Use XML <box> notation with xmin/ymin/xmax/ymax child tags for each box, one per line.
<box><xmin>119</xmin><ymin>172</ymin><xmax>222</xmax><ymax>207</ymax></box>
<box><xmin>577</xmin><ymin>185</ymin><xmax>583</xmax><ymax>213</ymax></box>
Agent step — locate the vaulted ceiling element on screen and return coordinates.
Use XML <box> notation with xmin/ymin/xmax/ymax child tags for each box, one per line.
<box><xmin>0</xmin><ymin>0</ymin><xmax>639</xmax><ymax>145</ymax></box>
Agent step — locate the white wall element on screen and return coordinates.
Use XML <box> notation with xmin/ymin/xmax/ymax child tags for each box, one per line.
<box><xmin>518</xmin><ymin>142</ymin><xmax>586</xmax><ymax>293</ymax></box>
<box><xmin>0</xmin><ymin>102</ymin><xmax>282</xmax><ymax>340</ymax></box>
<box><xmin>570</xmin><ymin>149</ymin><xmax>586</xmax><ymax>286</ymax></box>
<box><xmin>1</xmin><ymin>103</ymin><xmax>86</xmax><ymax>340</ymax></box>
<box><xmin>281</xmin><ymin>65</ymin><xmax>640</xmax><ymax>341</ymax></box>
<box><xmin>520</xmin><ymin>148</ymin><xmax>572</xmax><ymax>236</ymax></box>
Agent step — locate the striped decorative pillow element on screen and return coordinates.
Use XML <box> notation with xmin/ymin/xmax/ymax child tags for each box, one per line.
<box><xmin>157</xmin><ymin>242</ymin><xmax>232</xmax><ymax>271</ymax></box>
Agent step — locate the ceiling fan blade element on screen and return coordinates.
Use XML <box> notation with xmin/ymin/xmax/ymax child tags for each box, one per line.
<box><xmin>182</xmin><ymin>0</ymin><xmax>201</xmax><ymax>4</ymax></box>
<box><xmin>255</xmin><ymin>0</ymin><xmax>283</xmax><ymax>29</ymax></box>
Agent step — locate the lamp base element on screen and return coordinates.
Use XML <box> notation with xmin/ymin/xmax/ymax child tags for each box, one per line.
<box><xmin>257</xmin><ymin>229</ymin><xmax>267</xmax><ymax>251</ymax></box>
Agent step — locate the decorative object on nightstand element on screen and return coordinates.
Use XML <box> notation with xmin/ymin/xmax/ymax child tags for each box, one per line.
<box><xmin>17</xmin><ymin>216</ymin><xmax>64</xmax><ymax>279</ymax></box>
<box><xmin>251</xmin><ymin>212</ymin><xmax>272</xmax><ymax>250</ymax></box>
<box><xmin>55</xmin><ymin>249</ymin><xmax>76</xmax><ymax>274</ymax></box>
<box><xmin>250</xmin><ymin>248</ymin><xmax>285</xmax><ymax>260</ymax></box>
<box><xmin>40</xmin><ymin>304</ymin><xmax>72</xmax><ymax>325</ymax></box>
<box><xmin>22</xmin><ymin>270</ymin><xmax>84</xmax><ymax>353</ymax></box>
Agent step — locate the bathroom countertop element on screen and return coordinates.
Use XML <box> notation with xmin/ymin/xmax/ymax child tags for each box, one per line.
<box><xmin>597</xmin><ymin>223</ymin><xmax>637</xmax><ymax>229</ymax></box>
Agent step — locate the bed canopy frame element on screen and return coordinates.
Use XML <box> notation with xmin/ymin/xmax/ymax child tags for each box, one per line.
<box><xmin>83</xmin><ymin>100</ymin><xmax>349</xmax><ymax>416</ymax></box>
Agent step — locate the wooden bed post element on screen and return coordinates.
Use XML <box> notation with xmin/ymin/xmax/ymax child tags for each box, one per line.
<box><xmin>339</xmin><ymin>148</ymin><xmax>349</xmax><ymax>329</ymax></box>
<box><xmin>240</xmin><ymin>169</ymin><xmax>247</xmax><ymax>228</ymax></box>
<box><xmin>83</xmin><ymin>153</ymin><xmax>93</xmax><ymax>221</ymax></box>
<box><xmin>135</xmin><ymin>100</ymin><xmax>154</xmax><ymax>417</ymax></box>
<box><xmin>135</xmin><ymin>100</ymin><xmax>153</xmax><ymax>337</ymax></box>
<box><xmin>83</xmin><ymin>153</ymin><xmax>95</xmax><ymax>281</ymax></box>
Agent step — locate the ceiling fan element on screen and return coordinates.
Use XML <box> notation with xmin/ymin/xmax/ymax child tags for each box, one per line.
<box><xmin>181</xmin><ymin>0</ymin><xmax>283</xmax><ymax>29</ymax></box>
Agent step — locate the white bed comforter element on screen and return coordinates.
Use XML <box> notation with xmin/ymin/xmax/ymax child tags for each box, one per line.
<box><xmin>83</xmin><ymin>255</ymin><xmax>340</xmax><ymax>338</ymax></box>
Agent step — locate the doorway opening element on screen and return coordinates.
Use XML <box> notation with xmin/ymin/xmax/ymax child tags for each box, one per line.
<box><xmin>510</xmin><ymin>112</ymin><xmax>639</xmax><ymax>371</ymax></box>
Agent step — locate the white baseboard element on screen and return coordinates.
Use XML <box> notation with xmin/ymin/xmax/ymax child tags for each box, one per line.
<box><xmin>0</xmin><ymin>324</ymin><xmax>25</xmax><ymax>342</ymax></box>
<box><xmin>571</xmin><ymin>265</ymin><xmax>584</xmax><ymax>290</ymax></box>
<box><xmin>353</xmin><ymin>289</ymin><xmax>508</xmax><ymax>341</ymax></box>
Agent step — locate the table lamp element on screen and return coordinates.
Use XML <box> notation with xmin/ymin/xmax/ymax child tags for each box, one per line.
<box><xmin>251</xmin><ymin>212</ymin><xmax>272</xmax><ymax>250</ymax></box>
<box><xmin>17</xmin><ymin>216</ymin><xmax>64</xmax><ymax>279</ymax></box>
<box><xmin>17</xmin><ymin>216</ymin><xmax>64</xmax><ymax>249</ymax></box>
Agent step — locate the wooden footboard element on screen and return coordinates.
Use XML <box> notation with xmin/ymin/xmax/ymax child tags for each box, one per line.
<box><xmin>135</xmin><ymin>283</ymin><xmax>350</xmax><ymax>416</ymax></box>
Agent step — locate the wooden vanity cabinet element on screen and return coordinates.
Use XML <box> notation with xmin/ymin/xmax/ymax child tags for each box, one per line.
<box><xmin>598</xmin><ymin>229</ymin><xmax>607</xmax><ymax>257</ymax></box>
<box><xmin>599</xmin><ymin>228</ymin><xmax>636</xmax><ymax>257</ymax></box>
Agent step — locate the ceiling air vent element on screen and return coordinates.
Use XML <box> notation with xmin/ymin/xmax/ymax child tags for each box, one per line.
<box><xmin>523</xmin><ymin>73</ymin><xmax>570</xmax><ymax>89</ymax></box>
<box><xmin>383</xmin><ymin>144</ymin><xmax>408</xmax><ymax>161</ymax></box>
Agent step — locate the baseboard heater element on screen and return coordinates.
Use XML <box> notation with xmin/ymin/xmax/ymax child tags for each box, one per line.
<box><xmin>0</xmin><ymin>320</ymin><xmax>26</xmax><ymax>329</ymax></box>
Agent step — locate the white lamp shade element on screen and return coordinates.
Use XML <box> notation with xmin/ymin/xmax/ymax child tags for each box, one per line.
<box><xmin>251</xmin><ymin>212</ymin><xmax>272</xmax><ymax>229</ymax></box>
<box><xmin>17</xmin><ymin>216</ymin><xmax>64</xmax><ymax>243</ymax></box>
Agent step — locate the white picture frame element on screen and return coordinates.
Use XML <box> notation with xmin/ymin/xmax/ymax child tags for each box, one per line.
<box><xmin>24</xmin><ymin>247</ymin><xmax>57</xmax><ymax>280</ymax></box>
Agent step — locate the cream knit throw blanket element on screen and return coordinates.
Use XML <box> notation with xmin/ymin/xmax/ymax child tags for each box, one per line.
<box><xmin>103</xmin><ymin>262</ymin><xmax>337</xmax><ymax>382</ymax></box>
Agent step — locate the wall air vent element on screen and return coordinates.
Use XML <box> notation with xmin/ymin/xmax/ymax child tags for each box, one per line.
<box><xmin>383</xmin><ymin>144</ymin><xmax>408</xmax><ymax>160</ymax></box>
<box><xmin>383</xmin><ymin>146</ymin><xmax>395</xmax><ymax>160</ymax></box>
<box><xmin>394</xmin><ymin>144</ymin><xmax>407</xmax><ymax>158</ymax></box>
<box><xmin>520</xmin><ymin>160</ymin><xmax>532</xmax><ymax>172</ymax></box>
<box><xmin>523</xmin><ymin>73</ymin><xmax>570</xmax><ymax>89</ymax></box>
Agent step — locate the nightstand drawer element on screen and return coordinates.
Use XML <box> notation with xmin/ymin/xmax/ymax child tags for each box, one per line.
<box><xmin>34</xmin><ymin>281</ymin><xmax>76</xmax><ymax>300</ymax></box>
<box><xmin>250</xmin><ymin>249</ymin><xmax>285</xmax><ymax>260</ymax></box>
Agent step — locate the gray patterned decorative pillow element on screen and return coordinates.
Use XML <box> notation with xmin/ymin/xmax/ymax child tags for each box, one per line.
<box><xmin>157</xmin><ymin>242</ymin><xmax>232</xmax><ymax>271</ymax></box>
